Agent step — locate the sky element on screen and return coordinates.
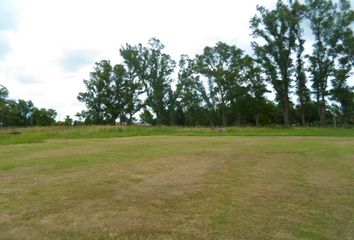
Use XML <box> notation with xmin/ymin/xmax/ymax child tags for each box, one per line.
<box><xmin>0</xmin><ymin>0</ymin><xmax>353</xmax><ymax>120</ymax></box>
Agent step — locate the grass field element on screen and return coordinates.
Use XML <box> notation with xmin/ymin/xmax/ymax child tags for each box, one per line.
<box><xmin>1</xmin><ymin>125</ymin><xmax>354</xmax><ymax>145</ymax></box>
<box><xmin>0</xmin><ymin>127</ymin><xmax>353</xmax><ymax>239</ymax></box>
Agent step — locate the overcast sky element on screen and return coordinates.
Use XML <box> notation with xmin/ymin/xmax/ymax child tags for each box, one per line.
<box><xmin>0</xmin><ymin>0</ymin><xmax>353</xmax><ymax>120</ymax></box>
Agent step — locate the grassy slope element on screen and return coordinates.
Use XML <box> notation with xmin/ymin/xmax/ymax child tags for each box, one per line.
<box><xmin>1</xmin><ymin>125</ymin><xmax>354</xmax><ymax>145</ymax></box>
<box><xmin>0</xmin><ymin>136</ymin><xmax>353</xmax><ymax>239</ymax></box>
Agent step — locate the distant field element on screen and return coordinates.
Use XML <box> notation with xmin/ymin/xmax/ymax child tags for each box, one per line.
<box><xmin>1</xmin><ymin>125</ymin><xmax>354</xmax><ymax>145</ymax></box>
<box><xmin>0</xmin><ymin>133</ymin><xmax>353</xmax><ymax>239</ymax></box>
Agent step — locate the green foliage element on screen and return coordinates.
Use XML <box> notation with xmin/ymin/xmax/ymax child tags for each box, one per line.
<box><xmin>64</xmin><ymin>115</ymin><xmax>73</xmax><ymax>126</ymax></box>
<box><xmin>329</xmin><ymin>0</ymin><xmax>354</xmax><ymax>125</ymax></box>
<box><xmin>176</xmin><ymin>55</ymin><xmax>206</xmax><ymax>126</ymax></box>
<box><xmin>119</xmin><ymin>46</ymin><xmax>144</xmax><ymax>124</ymax></box>
<box><xmin>139</xmin><ymin>108</ymin><xmax>154</xmax><ymax>125</ymax></box>
<box><xmin>77</xmin><ymin>60</ymin><xmax>116</xmax><ymax>124</ymax></box>
<box><xmin>0</xmin><ymin>84</ymin><xmax>8</xmax><ymax>100</ymax></box>
<box><xmin>242</xmin><ymin>55</ymin><xmax>270</xmax><ymax>126</ymax></box>
<box><xmin>196</xmin><ymin>42</ymin><xmax>245</xmax><ymax>126</ymax></box>
<box><xmin>133</xmin><ymin>38</ymin><xmax>176</xmax><ymax>124</ymax></box>
<box><xmin>251</xmin><ymin>0</ymin><xmax>306</xmax><ymax>126</ymax></box>
<box><xmin>79</xmin><ymin>38</ymin><xmax>176</xmax><ymax>125</ymax></box>
<box><xmin>306</xmin><ymin>0</ymin><xmax>337</xmax><ymax>126</ymax></box>
<box><xmin>305</xmin><ymin>0</ymin><xmax>354</xmax><ymax>126</ymax></box>
<box><xmin>0</xmin><ymin>86</ymin><xmax>56</xmax><ymax>127</ymax></box>
<box><xmin>31</xmin><ymin>108</ymin><xmax>57</xmax><ymax>126</ymax></box>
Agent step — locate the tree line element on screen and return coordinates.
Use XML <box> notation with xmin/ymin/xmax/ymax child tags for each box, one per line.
<box><xmin>0</xmin><ymin>85</ymin><xmax>57</xmax><ymax>127</ymax></box>
<box><xmin>78</xmin><ymin>0</ymin><xmax>354</xmax><ymax>127</ymax></box>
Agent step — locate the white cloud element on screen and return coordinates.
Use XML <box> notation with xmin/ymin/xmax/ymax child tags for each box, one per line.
<box><xmin>0</xmin><ymin>34</ymin><xmax>12</xmax><ymax>60</ymax></box>
<box><xmin>0</xmin><ymin>0</ymin><xmax>18</xmax><ymax>30</ymax></box>
<box><xmin>0</xmin><ymin>0</ymin><xmax>18</xmax><ymax>60</ymax></box>
<box><xmin>58</xmin><ymin>49</ymin><xmax>98</xmax><ymax>72</ymax></box>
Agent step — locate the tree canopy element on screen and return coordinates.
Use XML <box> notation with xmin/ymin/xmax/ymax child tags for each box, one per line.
<box><xmin>0</xmin><ymin>86</ymin><xmax>57</xmax><ymax>127</ymax></box>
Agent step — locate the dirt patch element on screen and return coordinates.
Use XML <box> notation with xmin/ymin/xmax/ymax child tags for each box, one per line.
<box><xmin>130</xmin><ymin>156</ymin><xmax>213</xmax><ymax>197</ymax></box>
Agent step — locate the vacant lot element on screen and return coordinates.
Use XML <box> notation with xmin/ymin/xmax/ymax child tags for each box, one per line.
<box><xmin>0</xmin><ymin>135</ymin><xmax>353</xmax><ymax>239</ymax></box>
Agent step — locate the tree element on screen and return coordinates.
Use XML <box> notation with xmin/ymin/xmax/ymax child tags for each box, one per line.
<box><xmin>306</xmin><ymin>0</ymin><xmax>338</xmax><ymax>126</ymax></box>
<box><xmin>120</xmin><ymin>38</ymin><xmax>176</xmax><ymax>124</ymax></box>
<box><xmin>196</xmin><ymin>42</ymin><xmax>244</xmax><ymax>126</ymax></box>
<box><xmin>331</xmin><ymin>58</ymin><xmax>354</xmax><ymax>125</ymax></box>
<box><xmin>251</xmin><ymin>0</ymin><xmax>305</xmax><ymax>127</ymax></box>
<box><xmin>78</xmin><ymin>60</ymin><xmax>117</xmax><ymax>124</ymax></box>
<box><xmin>64</xmin><ymin>115</ymin><xmax>73</xmax><ymax>126</ymax></box>
<box><xmin>0</xmin><ymin>85</ymin><xmax>58</xmax><ymax>127</ymax></box>
<box><xmin>0</xmin><ymin>84</ymin><xmax>8</xmax><ymax>100</ymax></box>
<box><xmin>243</xmin><ymin>55</ymin><xmax>270</xmax><ymax>126</ymax></box>
<box><xmin>176</xmin><ymin>55</ymin><xmax>206</xmax><ymax>126</ymax></box>
<box><xmin>140</xmin><ymin>108</ymin><xmax>154</xmax><ymax>125</ymax></box>
<box><xmin>16</xmin><ymin>99</ymin><xmax>35</xmax><ymax>126</ymax></box>
<box><xmin>143</xmin><ymin>38</ymin><xmax>176</xmax><ymax>124</ymax></box>
<box><xmin>32</xmin><ymin>108</ymin><xmax>57</xmax><ymax>126</ymax></box>
<box><xmin>335</xmin><ymin>0</ymin><xmax>354</xmax><ymax>65</ymax></box>
<box><xmin>330</xmin><ymin>0</ymin><xmax>354</xmax><ymax>126</ymax></box>
<box><xmin>294</xmin><ymin>19</ymin><xmax>311</xmax><ymax>127</ymax></box>
<box><xmin>110</xmin><ymin>64</ymin><xmax>127</xmax><ymax>124</ymax></box>
<box><xmin>119</xmin><ymin>46</ymin><xmax>145</xmax><ymax>124</ymax></box>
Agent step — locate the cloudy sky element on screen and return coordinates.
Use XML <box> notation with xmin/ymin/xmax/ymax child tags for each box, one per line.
<box><xmin>0</xmin><ymin>0</ymin><xmax>352</xmax><ymax>120</ymax></box>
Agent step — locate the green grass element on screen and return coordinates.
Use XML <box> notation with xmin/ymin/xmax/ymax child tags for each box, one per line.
<box><xmin>1</xmin><ymin>125</ymin><xmax>354</xmax><ymax>145</ymax></box>
<box><xmin>0</xmin><ymin>134</ymin><xmax>353</xmax><ymax>239</ymax></box>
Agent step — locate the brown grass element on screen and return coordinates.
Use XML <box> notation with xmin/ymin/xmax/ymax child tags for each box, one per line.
<box><xmin>0</xmin><ymin>136</ymin><xmax>353</xmax><ymax>239</ymax></box>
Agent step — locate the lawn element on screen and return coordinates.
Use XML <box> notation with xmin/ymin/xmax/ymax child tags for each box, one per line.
<box><xmin>0</xmin><ymin>129</ymin><xmax>353</xmax><ymax>239</ymax></box>
<box><xmin>1</xmin><ymin>125</ymin><xmax>354</xmax><ymax>145</ymax></box>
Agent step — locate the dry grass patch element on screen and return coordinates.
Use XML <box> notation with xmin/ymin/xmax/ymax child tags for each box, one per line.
<box><xmin>0</xmin><ymin>136</ymin><xmax>353</xmax><ymax>239</ymax></box>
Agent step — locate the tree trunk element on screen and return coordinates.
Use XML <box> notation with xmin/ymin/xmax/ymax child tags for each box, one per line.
<box><xmin>319</xmin><ymin>95</ymin><xmax>326</xmax><ymax>127</ymax></box>
<box><xmin>300</xmin><ymin>104</ymin><xmax>306</xmax><ymax>127</ymax></box>
<box><xmin>342</xmin><ymin>116</ymin><xmax>348</xmax><ymax>127</ymax></box>
<box><xmin>283</xmin><ymin>95</ymin><xmax>290</xmax><ymax>127</ymax></box>
<box><xmin>222</xmin><ymin>110</ymin><xmax>227</xmax><ymax>127</ymax></box>
<box><xmin>129</xmin><ymin>112</ymin><xmax>133</xmax><ymax>125</ymax></box>
<box><xmin>255</xmin><ymin>113</ymin><xmax>260</xmax><ymax>127</ymax></box>
<box><xmin>237</xmin><ymin>114</ymin><xmax>241</xmax><ymax>127</ymax></box>
<box><xmin>209</xmin><ymin>111</ymin><xmax>214</xmax><ymax>127</ymax></box>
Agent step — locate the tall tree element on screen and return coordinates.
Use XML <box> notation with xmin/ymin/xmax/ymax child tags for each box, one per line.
<box><xmin>16</xmin><ymin>99</ymin><xmax>35</xmax><ymax>126</ymax></box>
<box><xmin>110</xmin><ymin>64</ymin><xmax>127</xmax><ymax>124</ymax></box>
<box><xmin>120</xmin><ymin>38</ymin><xmax>175</xmax><ymax>124</ymax></box>
<box><xmin>176</xmin><ymin>55</ymin><xmax>206</xmax><ymax>126</ymax></box>
<box><xmin>251</xmin><ymin>0</ymin><xmax>305</xmax><ymax>127</ymax></box>
<box><xmin>78</xmin><ymin>60</ymin><xmax>116</xmax><ymax>124</ymax></box>
<box><xmin>143</xmin><ymin>38</ymin><xmax>175</xmax><ymax>124</ymax></box>
<box><xmin>196</xmin><ymin>42</ymin><xmax>244</xmax><ymax>126</ymax></box>
<box><xmin>331</xmin><ymin>60</ymin><xmax>354</xmax><ymax>125</ymax></box>
<box><xmin>330</xmin><ymin>0</ymin><xmax>354</xmax><ymax>126</ymax></box>
<box><xmin>119</xmin><ymin>46</ymin><xmax>145</xmax><ymax>124</ymax></box>
<box><xmin>243</xmin><ymin>55</ymin><xmax>270</xmax><ymax>126</ymax></box>
<box><xmin>336</xmin><ymin>0</ymin><xmax>354</xmax><ymax>65</ymax></box>
<box><xmin>295</xmin><ymin>18</ymin><xmax>311</xmax><ymax>127</ymax></box>
<box><xmin>306</xmin><ymin>0</ymin><xmax>337</xmax><ymax>126</ymax></box>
